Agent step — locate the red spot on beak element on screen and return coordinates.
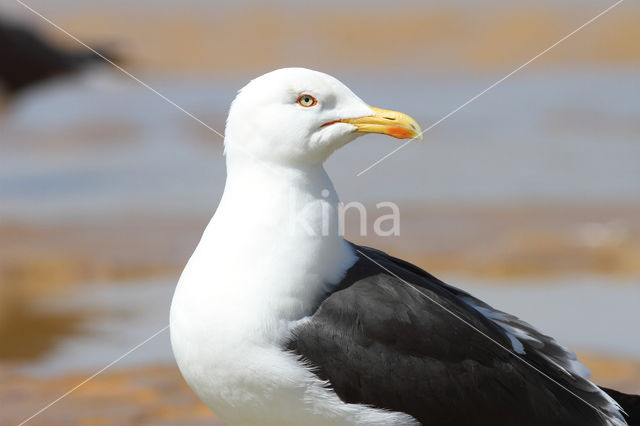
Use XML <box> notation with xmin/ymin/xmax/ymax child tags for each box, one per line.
<box><xmin>387</xmin><ymin>126</ymin><xmax>414</xmax><ymax>139</ymax></box>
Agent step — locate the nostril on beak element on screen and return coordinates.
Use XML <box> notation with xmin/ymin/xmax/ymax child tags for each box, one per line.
<box><xmin>383</xmin><ymin>117</ymin><xmax>395</xmax><ymax>121</ymax></box>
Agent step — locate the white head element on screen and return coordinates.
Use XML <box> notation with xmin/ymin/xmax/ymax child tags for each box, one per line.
<box><xmin>224</xmin><ymin>68</ymin><xmax>422</xmax><ymax>167</ymax></box>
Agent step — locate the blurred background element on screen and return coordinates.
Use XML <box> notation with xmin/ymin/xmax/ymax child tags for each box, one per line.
<box><xmin>1</xmin><ymin>0</ymin><xmax>639</xmax><ymax>424</ymax></box>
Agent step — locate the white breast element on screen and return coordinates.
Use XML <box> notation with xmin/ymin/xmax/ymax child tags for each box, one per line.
<box><xmin>169</xmin><ymin>160</ymin><xmax>417</xmax><ymax>425</ymax></box>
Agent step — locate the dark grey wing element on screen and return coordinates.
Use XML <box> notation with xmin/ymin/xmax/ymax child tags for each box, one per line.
<box><xmin>287</xmin><ymin>244</ymin><xmax>624</xmax><ymax>426</ymax></box>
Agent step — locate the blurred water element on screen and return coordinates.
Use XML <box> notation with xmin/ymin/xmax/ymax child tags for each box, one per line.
<box><xmin>20</xmin><ymin>278</ymin><xmax>174</xmax><ymax>376</ymax></box>
<box><xmin>18</xmin><ymin>274</ymin><xmax>640</xmax><ymax>376</ymax></box>
<box><xmin>1</xmin><ymin>68</ymin><xmax>639</xmax><ymax>222</ymax></box>
<box><xmin>459</xmin><ymin>276</ymin><xmax>640</xmax><ymax>358</ymax></box>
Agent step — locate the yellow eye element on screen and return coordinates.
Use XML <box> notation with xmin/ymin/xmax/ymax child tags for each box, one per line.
<box><xmin>297</xmin><ymin>94</ymin><xmax>317</xmax><ymax>108</ymax></box>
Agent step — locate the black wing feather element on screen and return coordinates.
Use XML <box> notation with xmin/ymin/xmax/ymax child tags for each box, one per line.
<box><xmin>287</xmin><ymin>244</ymin><xmax>625</xmax><ymax>426</ymax></box>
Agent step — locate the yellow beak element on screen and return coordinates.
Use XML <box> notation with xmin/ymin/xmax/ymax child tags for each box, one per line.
<box><xmin>340</xmin><ymin>106</ymin><xmax>423</xmax><ymax>140</ymax></box>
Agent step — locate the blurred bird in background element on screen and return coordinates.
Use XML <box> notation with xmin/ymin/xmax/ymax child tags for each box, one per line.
<box><xmin>0</xmin><ymin>16</ymin><xmax>117</xmax><ymax>101</ymax></box>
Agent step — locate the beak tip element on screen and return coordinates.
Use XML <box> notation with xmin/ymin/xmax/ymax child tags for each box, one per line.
<box><xmin>411</xmin><ymin>125</ymin><xmax>424</xmax><ymax>141</ymax></box>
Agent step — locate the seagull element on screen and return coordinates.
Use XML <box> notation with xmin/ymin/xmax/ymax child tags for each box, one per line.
<box><xmin>170</xmin><ymin>68</ymin><xmax>639</xmax><ymax>425</ymax></box>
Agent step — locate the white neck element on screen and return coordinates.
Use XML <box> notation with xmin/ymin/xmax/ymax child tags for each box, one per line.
<box><xmin>220</xmin><ymin>151</ymin><xmax>339</xmax><ymax>236</ymax></box>
<box><xmin>170</xmin><ymin>149</ymin><xmax>362</xmax><ymax>423</ymax></box>
<box><xmin>185</xmin><ymin>150</ymin><xmax>356</xmax><ymax>323</ymax></box>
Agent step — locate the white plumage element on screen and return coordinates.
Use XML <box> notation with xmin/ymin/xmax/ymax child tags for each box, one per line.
<box><xmin>170</xmin><ymin>68</ymin><xmax>419</xmax><ymax>425</ymax></box>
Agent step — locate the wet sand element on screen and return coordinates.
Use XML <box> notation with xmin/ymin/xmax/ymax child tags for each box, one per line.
<box><xmin>0</xmin><ymin>364</ymin><xmax>221</xmax><ymax>426</ymax></box>
<box><xmin>3</xmin><ymin>203</ymin><xmax>640</xmax><ymax>293</ymax></box>
<box><xmin>354</xmin><ymin>203</ymin><xmax>640</xmax><ymax>280</ymax></box>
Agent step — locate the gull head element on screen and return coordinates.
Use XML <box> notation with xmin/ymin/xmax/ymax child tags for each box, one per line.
<box><xmin>224</xmin><ymin>68</ymin><xmax>422</xmax><ymax>166</ymax></box>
